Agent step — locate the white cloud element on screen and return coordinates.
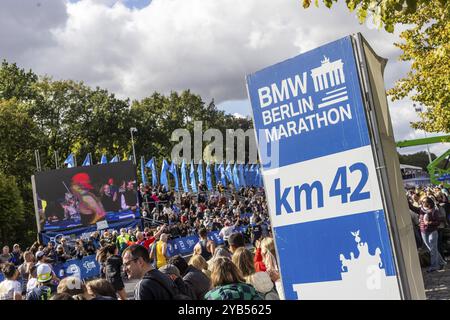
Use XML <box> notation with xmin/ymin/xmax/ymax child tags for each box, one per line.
<box><xmin>4</xmin><ymin>0</ymin><xmax>404</xmax><ymax>101</ymax></box>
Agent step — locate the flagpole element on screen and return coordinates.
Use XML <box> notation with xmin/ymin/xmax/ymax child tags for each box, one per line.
<box><xmin>130</xmin><ymin>127</ymin><xmax>137</xmax><ymax>165</ymax></box>
<box><xmin>35</xmin><ymin>150</ymin><xmax>41</xmax><ymax>172</ymax></box>
<box><xmin>54</xmin><ymin>151</ymin><xmax>59</xmax><ymax>169</ymax></box>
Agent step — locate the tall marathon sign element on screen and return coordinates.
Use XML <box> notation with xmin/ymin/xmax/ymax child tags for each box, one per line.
<box><xmin>246</xmin><ymin>34</ymin><xmax>425</xmax><ymax>300</ymax></box>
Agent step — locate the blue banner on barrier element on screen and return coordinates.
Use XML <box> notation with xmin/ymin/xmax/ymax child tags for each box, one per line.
<box><xmin>41</xmin><ymin>219</ymin><xmax>141</xmax><ymax>245</ymax></box>
<box><xmin>53</xmin><ymin>255</ymin><xmax>101</xmax><ymax>280</ymax></box>
<box><xmin>0</xmin><ymin>273</ymin><xmax>4</xmax><ymax>282</ymax></box>
<box><xmin>207</xmin><ymin>231</ymin><xmax>224</xmax><ymax>245</ymax></box>
<box><xmin>172</xmin><ymin>236</ymin><xmax>198</xmax><ymax>256</ymax></box>
<box><xmin>165</xmin><ymin>230</ymin><xmax>235</xmax><ymax>257</ymax></box>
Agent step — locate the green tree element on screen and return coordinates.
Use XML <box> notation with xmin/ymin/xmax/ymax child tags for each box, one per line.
<box><xmin>388</xmin><ymin>1</ymin><xmax>450</xmax><ymax>133</ymax></box>
<box><xmin>0</xmin><ymin>60</ymin><xmax>38</xmax><ymax>101</ymax></box>
<box><xmin>0</xmin><ymin>99</ymin><xmax>41</xmax><ymax>181</ymax></box>
<box><xmin>0</xmin><ymin>100</ymin><xmax>41</xmax><ymax>247</ymax></box>
<box><xmin>28</xmin><ymin>78</ymin><xmax>133</xmax><ymax>168</ymax></box>
<box><xmin>302</xmin><ymin>0</ymin><xmax>445</xmax><ymax>32</ymax></box>
<box><xmin>0</xmin><ymin>171</ymin><xmax>25</xmax><ymax>245</ymax></box>
<box><xmin>303</xmin><ymin>1</ymin><xmax>449</xmax><ymax>134</ymax></box>
<box><xmin>130</xmin><ymin>90</ymin><xmax>232</xmax><ymax>161</ymax></box>
<box><xmin>398</xmin><ymin>151</ymin><xmax>437</xmax><ymax>170</ymax></box>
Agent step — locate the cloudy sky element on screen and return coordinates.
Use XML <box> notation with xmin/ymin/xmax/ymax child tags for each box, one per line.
<box><xmin>0</xmin><ymin>0</ymin><xmax>447</xmax><ymax>156</ymax></box>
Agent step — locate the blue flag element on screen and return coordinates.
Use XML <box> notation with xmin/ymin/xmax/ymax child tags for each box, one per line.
<box><xmin>244</xmin><ymin>164</ymin><xmax>250</xmax><ymax>185</ymax></box>
<box><xmin>239</xmin><ymin>164</ymin><xmax>246</xmax><ymax>187</ymax></box>
<box><xmin>214</xmin><ymin>163</ymin><xmax>220</xmax><ymax>186</ymax></box>
<box><xmin>168</xmin><ymin>162</ymin><xmax>179</xmax><ymax>192</ymax></box>
<box><xmin>110</xmin><ymin>155</ymin><xmax>119</xmax><ymax>163</ymax></box>
<box><xmin>190</xmin><ymin>161</ymin><xmax>197</xmax><ymax>193</ymax></box>
<box><xmin>160</xmin><ymin>159</ymin><xmax>170</xmax><ymax>191</ymax></box>
<box><xmin>225</xmin><ymin>161</ymin><xmax>233</xmax><ymax>183</ymax></box>
<box><xmin>232</xmin><ymin>164</ymin><xmax>240</xmax><ymax>189</ymax></box>
<box><xmin>140</xmin><ymin>156</ymin><xmax>148</xmax><ymax>186</ymax></box>
<box><xmin>145</xmin><ymin>158</ymin><xmax>158</xmax><ymax>186</ymax></box>
<box><xmin>197</xmin><ymin>160</ymin><xmax>204</xmax><ymax>183</ymax></box>
<box><xmin>206</xmin><ymin>162</ymin><xmax>213</xmax><ymax>191</ymax></box>
<box><xmin>255</xmin><ymin>164</ymin><xmax>261</xmax><ymax>187</ymax></box>
<box><xmin>181</xmin><ymin>159</ymin><xmax>189</xmax><ymax>192</ymax></box>
<box><xmin>100</xmin><ymin>154</ymin><xmax>108</xmax><ymax>164</ymax></box>
<box><xmin>64</xmin><ymin>153</ymin><xmax>75</xmax><ymax>168</ymax></box>
<box><xmin>248</xmin><ymin>164</ymin><xmax>255</xmax><ymax>186</ymax></box>
<box><xmin>219</xmin><ymin>162</ymin><xmax>226</xmax><ymax>186</ymax></box>
<box><xmin>82</xmin><ymin>154</ymin><xmax>92</xmax><ymax>167</ymax></box>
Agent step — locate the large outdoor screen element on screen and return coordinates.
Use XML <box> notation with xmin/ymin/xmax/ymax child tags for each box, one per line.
<box><xmin>33</xmin><ymin>161</ymin><xmax>140</xmax><ymax>232</ymax></box>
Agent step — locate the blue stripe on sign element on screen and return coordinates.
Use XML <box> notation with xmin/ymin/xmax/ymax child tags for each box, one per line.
<box><xmin>273</xmin><ymin>209</ymin><xmax>397</xmax><ymax>300</ymax></box>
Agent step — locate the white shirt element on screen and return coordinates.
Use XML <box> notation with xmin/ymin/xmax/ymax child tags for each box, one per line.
<box><xmin>0</xmin><ymin>280</ymin><xmax>21</xmax><ymax>300</ymax></box>
<box><xmin>219</xmin><ymin>226</ymin><xmax>235</xmax><ymax>241</ymax></box>
<box><xmin>26</xmin><ymin>278</ymin><xmax>38</xmax><ymax>293</ymax></box>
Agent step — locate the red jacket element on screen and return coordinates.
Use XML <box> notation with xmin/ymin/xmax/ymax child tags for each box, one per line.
<box><xmin>254</xmin><ymin>247</ymin><xmax>267</xmax><ymax>272</ymax></box>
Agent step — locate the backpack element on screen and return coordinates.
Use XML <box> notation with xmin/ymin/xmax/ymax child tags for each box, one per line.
<box><xmin>263</xmin><ymin>286</ymin><xmax>280</xmax><ymax>300</ymax></box>
<box><xmin>147</xmin><ymin>273</ymin><xmax>191</xmax><ymax>300</ymax></box>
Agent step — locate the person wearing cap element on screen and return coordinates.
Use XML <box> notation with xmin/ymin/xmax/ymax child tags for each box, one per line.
<box><xmin>159</xmin><ymin>264</ymin><xmax>196</xmax><ymax>300</ymax></box>
<box><xmin>35</xmin><ymin>250</ymin><xmax>46</xmax><ymax>266</ymax></box>
<box><xmin>26</xmin><ymin>264</ymin><xmax>57</xmax><ymax>300</ymax></box>
<box><xmin>71</xmin><ymin>172</ymin><xmax>106</xmax><ymax>226</ymax></box>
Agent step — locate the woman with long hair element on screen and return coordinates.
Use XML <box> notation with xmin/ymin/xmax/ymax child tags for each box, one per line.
<box><xmin>205</xmin><ymin>257</ymin><xmax>261</xmax><ymax>300</ymax></box>
<box><xmin>419</xmin><ymin>197</ymin><xmax>447</xmax><ymax>272</ymax></box>
<box><xmin>232</xmin><ymin>247</ymin><xmax>278</xmax><ymax>300</ymax></box>
<box><xmin>260</xmin><ymin>237</ymin><xmax>284</xmax><ymax>299</ymax></box>
<box><xmin>96</xmin><ymin>244</ymin><xmax>127</xmax><ymax>300</ymax></box>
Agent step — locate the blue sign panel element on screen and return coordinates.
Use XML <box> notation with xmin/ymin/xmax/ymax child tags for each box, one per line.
<box><xmin>246</xmin><ymin>36</ymin><xmax>401</xmax><ymax>300</ymax></box>
<box><xmin>166</xmin><ymin>231</ymin><xmax>231</xmax><ymax>257</ymax></box>
<box><xmin>54</xmin><ymin>255</ymin><xmax>101</xmax><ymax>280</ymax></box>
<box><xmin>208</xmin><ymin>231</ymin><xmax>224</xmax><ymax>245</ymax></box>
<box><xmin>41</xmin><ymin>219</ymin><xmax>141</xmax><ymax>245</ymax></box>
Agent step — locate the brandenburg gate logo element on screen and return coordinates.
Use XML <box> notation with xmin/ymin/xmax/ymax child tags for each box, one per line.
<box><xmin>311</xmin><ymin>56</ymin><xmax>349</xmax><ymax>109</ymax></box>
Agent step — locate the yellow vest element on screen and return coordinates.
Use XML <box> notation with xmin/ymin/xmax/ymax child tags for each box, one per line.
<box><xmin>156</xmin><ymin>240</ymin><xmax>167</xmax><ymax>269</ymax></box>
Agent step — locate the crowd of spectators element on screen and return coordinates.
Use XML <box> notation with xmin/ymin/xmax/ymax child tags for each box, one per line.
<box><xmin>406</xmin><ymin>184</ymin><xmax>450</xmax><ymax>272</ymax></box>
<box><xmin>0</xmin><ymin>184</ymin><xmax>281</xmax><ymax>300</ymax></box>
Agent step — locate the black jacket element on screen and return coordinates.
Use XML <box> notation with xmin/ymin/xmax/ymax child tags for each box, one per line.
<box><xmin>134</xmin><ymin>269</ymin><xmax>177</xmax><ymax>300</ymax></box>
<box><xmin>173</xmin><ymin>277</ymin><xmax>196</xmax><ymax>300</ymax></box>
<box><xmin>183</xmin><ymin>266</ymin><xmax>211</xmax><ymax>300</ymax></box>
<box><xmin>106</xmin><ymin>255</ymin><xmax>124</xmax><ymax>291</ymax></box>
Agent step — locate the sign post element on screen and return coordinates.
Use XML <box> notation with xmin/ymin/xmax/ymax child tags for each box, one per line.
<box><xmin>246</xmin><ymin>34</ymin><xmax>424</xmax><ymax>299</ymax></box>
